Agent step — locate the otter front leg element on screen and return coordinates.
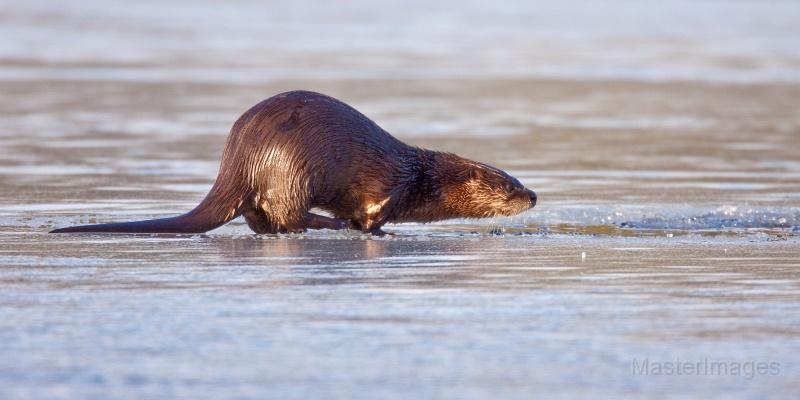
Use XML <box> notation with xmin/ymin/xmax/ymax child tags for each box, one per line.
<box><xmin>368</xmin><ymin>227</ymin><xmax>391</xmax><ymax>236</ymax></box>
<box><xmin>351</xmin><ymin>195</ymin><xmax>397</xmax><ymax>235</ymax></box>
<box><xmin>349</xmin><ymin>218</ymin><xmax>391</xmax><ymax>236</ymax></box>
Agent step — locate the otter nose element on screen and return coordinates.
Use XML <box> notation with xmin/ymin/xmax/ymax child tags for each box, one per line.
<box><xmin>528</xmin><ymin>190</ymin><xmax>537</xmax><ymax>207</ymax></box>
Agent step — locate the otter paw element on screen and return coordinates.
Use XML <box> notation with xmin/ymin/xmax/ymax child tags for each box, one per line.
<box><xmin>368</xmin><ymin>228</ymin><xmax>393</xmax><ymax>236</ymax></box>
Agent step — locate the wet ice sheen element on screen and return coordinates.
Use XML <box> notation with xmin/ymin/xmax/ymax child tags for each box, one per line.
<box><xmin>1</xmin><ymin>235</ymin><xmax>798</xmax><ymax>400</ymax></box>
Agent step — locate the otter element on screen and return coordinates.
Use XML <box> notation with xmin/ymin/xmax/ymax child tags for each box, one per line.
<box><xmin>50</xmin><ymin>90</ymin><xmax>536</xmax><ymax>235</ymax></box>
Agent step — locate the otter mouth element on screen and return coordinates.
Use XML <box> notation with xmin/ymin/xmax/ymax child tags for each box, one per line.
<box><xmin>489</xmin><ymin>194</ymin><xmax>537</xmax><ymax>217</ymax></box>
<box><xmin>501</xmin><ymin>189</ymin><xmax>537</xmax><ymax>216</ymax></box>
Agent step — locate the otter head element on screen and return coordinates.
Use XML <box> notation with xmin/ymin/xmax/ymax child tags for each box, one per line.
<box><xmin>441</xmin><ymin>161</ymin><xmax>537</xmax><ymax>219</ymax></box>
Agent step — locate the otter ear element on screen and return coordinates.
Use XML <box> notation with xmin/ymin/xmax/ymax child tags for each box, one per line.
<box><xmin>468</xmin><ymin>168</ymin><xmax>483</xmax><ymax>180</ymax></box>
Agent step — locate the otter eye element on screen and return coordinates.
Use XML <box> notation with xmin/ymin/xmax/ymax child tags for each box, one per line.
<box><xmin>503</xmin><ymin>182</ymin><xmax>514</xmax><ymax>192</ymax></box>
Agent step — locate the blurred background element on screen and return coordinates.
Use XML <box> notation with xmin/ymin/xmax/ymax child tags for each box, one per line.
<box><xmin>0</xmin><ymin>0</ymin><xmax>798</xmax><ymax>232</ymax></box>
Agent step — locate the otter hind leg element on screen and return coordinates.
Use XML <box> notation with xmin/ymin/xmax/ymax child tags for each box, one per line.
<box><xmin>305</xmin><ymin>213</ymin><xmax>350</xmax><ymax>230</ymax></box>
<box><xmin>243</xmin><ymin>207</ymin><xmax>281</xmax><ymax>234</ymax></box>
<box><xmin>244</xmin><ymin>208</ymin><xmax>350</xmax><ymax>234</ymax></box>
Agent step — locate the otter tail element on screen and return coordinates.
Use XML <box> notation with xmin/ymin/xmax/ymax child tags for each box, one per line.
<box><xmin>50</xmin><ymin>181</ymin><xmax>244</xmax><ymax>234</ymax></box>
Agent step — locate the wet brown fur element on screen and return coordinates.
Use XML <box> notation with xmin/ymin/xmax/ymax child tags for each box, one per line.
<box><xmin>51</xmin><ymin>91</ymin><xmax>537</xmax><ymax>235</ymax></box>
